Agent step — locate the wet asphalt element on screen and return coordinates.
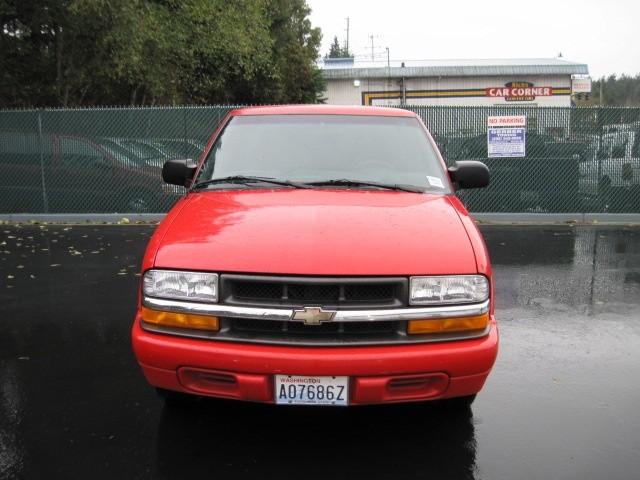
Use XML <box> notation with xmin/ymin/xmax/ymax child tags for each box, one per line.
<box><xmin>1</xmin><ymin>223</ymin><xmax>639</xmax><ymax>480</ymax></box>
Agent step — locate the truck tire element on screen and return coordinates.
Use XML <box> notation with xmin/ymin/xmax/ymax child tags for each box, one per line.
<box><xmin>598</xmin><ymin>176</ymin><xmax>612</xmax><ymax>212</ymax></box>
<box><xmin>124</xmin><ymin>189</ymin><xmax>157</xmax><ymax>213</ymax></box>
<box><xmin>630</xmin><ymin>185</ymin><xmax>640</xmax><ymax>210</ymax></box>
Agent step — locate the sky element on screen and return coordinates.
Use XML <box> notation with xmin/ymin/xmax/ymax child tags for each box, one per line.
<box><xmin>306</xmin><ymin>0</ymin><xmax>640</xmax><ymax>78</ymax></box>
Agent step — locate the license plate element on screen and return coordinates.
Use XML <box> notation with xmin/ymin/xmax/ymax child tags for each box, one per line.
<box><xmin>275</xmin><ymin>375</ymin><xmax>349</xmax><ymax>406</ymax></box>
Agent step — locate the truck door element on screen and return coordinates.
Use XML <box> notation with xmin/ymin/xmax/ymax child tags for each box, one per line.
<box><xmin>0</xmin><ymin>132</ymin><xmax>50</xmax><ymax>212</ymax></box>
<box><xmin>625</xmin><ymin>132</ymin><xmax>640</xmax><ymax>186</ymax></box>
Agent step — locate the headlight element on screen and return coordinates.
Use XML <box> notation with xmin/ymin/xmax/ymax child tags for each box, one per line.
<box><xmin>410</xmin><ymin>275</ymin><xmax>489</xmax><ymax>305</ymax></box>
<box><xmin>143</xmin><ymin>269</ymin><xmax>218</xmax><ymax>302</ymax></box>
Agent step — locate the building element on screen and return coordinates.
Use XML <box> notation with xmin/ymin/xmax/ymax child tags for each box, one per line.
<box><xmin>321</xmin><ymin>58</ymin><xmax>589</xmax><ymax>107</ymax></box>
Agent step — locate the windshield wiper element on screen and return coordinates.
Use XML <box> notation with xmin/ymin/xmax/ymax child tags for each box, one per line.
<box><xmin>193</xmin><ymin>175</ymin><xmax>310</xmax><ymax>190</ymax></box>
<box><xmin>304</xmin><ymin>179</ymin><xmax>425</xmax><ymax>193</ymax></box>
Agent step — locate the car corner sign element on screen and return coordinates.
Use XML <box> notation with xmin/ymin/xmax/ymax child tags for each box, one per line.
<box><xmin>486</xmin><ymin>82</ymin><xmax>552</xmax><ymax>101</ymax></box>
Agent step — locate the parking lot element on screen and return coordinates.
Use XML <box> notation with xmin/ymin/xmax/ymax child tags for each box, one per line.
<box><xmin>1</xmin><ymin>223</ymin><xmax>639</xmax><ymax>480</ymax></box>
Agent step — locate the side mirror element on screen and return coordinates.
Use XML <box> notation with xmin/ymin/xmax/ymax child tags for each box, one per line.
<box><xmin>162</xmin><ymin>159</ymin><xmax>197</xmax><ymax>187</ymax></box>
<box><xmin>448</xmin><ymin>161</ymin><xmax>490</xmax><ymax>189</ymax></box>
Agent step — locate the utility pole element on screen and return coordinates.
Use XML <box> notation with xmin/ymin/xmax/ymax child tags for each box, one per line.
<box><xmin>369</xmin><ymin>34</ymin><xmax>375</xmax><ymax>61</ymax></box>
<box><xmin>386</xmin><ymin>47</ymin><xmax>390</xmax><ymax>68</ymax></box>
<box><xmin>599</xmin><ymin>77</ymin><xmax>604</xmax><ymax>105</ymax></box>
<box><xmin>344</xmin><ymin>17</ymin><xmax>350</xmax><ymax>55</ymax></box>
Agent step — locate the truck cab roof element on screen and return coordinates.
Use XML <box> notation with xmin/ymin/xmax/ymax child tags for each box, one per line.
<box><xmin>231</xmin><ymin>105</ymin><xmax>417</xmax><ymax>117</ymax></box>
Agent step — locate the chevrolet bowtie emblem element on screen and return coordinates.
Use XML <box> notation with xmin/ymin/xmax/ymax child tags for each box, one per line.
<box><xmin>292</xmin><ymin>306</ymin><xmax>337</xmax><ymax>325</ymax></box>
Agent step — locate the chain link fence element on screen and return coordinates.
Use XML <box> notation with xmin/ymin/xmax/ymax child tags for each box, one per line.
<box><xmin>1</xmin><ymin>106</ymin><xmax>639</xmax><ymax>214</ymax></box>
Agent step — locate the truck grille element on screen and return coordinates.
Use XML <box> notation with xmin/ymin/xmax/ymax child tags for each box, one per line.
<box><xmin>211</xmin><ymin>275</ymin><xmax>410</xmax><ymax>345</ymax></box>
<box><xmin>221</xmin><ymin>318</ymin><xmax>404</xmax><ymax>345</ymax></box>
<box><xmin>220</xmin><ymin>274</ymin><xmax>408</xmax><ymax>309</ymax></box>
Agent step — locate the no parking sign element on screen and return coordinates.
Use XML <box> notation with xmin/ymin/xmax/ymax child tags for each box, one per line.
<box><xmin>487</xmin><ymin>115</ymin><xmax>527</xmax><ymax>158</ymax></box>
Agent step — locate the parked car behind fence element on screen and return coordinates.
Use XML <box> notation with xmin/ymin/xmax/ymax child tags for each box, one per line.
<box><xmin>0</xmin><ymin>132</ymin><xmax>186</xmax><ymax>213</ymax></box>
<box><xmin>443</xmin><ymin>133</ymin><xmax>588</xmax><ymax>212</ymax></box>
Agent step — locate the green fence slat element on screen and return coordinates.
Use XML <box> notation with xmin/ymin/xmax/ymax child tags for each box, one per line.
<box><xmin>1</xmin><ymin>106</ymin><xmax>639</xmax><ymax>214</ymax></box>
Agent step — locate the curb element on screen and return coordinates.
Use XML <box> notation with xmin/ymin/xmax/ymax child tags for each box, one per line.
<box><xmin>1</xmin><ymin>212</ymin><xmax>639</xmax><ymax>225</ymax></box>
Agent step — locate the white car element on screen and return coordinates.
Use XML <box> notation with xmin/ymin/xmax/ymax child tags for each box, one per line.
<box><xmin>579</xmin><ymin>124</ymin><xmax>640</xmax><ymax>210</ymax></box>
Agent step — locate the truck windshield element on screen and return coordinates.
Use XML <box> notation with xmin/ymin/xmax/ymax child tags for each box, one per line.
<box><xmin>196</xmin><ymin>115</ymin><xmax>450</xmax><ymax>193</ymax></box>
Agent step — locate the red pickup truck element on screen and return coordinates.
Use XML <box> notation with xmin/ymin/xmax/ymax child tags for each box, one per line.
<box><xmin>131</xmin><ymin>105</ymin><xmax>498</xmax><ymax>408</ymax></box>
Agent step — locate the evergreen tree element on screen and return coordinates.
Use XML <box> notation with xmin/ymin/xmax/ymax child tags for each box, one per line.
<box><xmin>326</xmin><ymin>34</ymin><xmax>351</xmax><ymax>59</ymax></box>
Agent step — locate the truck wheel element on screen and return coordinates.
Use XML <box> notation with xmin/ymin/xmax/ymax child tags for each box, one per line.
<box><xmin>125</xmin><ymin>190</ymin><xmax>156</xmax><ymax>213</ymax></box>
<box><xmin>598</xmin><ymin>176</ymin><xmax>612</xmax><ymax>212</ymax></box>
<box><xmin>545</xmin><ymin>193</ymin><xmax>576</xmax><ymax>213</ymax></box>
<box><xmin>630</xmin><ymin>185</ymin><xmax>640</xmax><ymax>210</ymax></box>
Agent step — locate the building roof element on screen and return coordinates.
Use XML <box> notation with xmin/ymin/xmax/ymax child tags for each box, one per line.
<box><xmin>321</xmin><ymin>58</ymin><xmax>589</xmax><ymax>79</ymax></box>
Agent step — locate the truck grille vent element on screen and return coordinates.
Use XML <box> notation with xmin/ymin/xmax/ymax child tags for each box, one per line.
<box><xmin>220</xmin><ymin>275</ymin><xmax>408</xmax><ymax>309</ymax></box>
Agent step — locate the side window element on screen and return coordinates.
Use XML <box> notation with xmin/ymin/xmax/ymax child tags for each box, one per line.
<box><xmin>611</xmin><ymin>140</ymin><xmax>627</xmax><ymax>159</ymax></box>
<box><xmin>58</xmin><ymin>137</ymin><xmax>107</xmax><ymax>165</ymax></box>
<box><xmin>122</xmin><ymin>141</ymin><xmax>161</xmax><ymax>161</ymax></box>
<box><xmin>0</xmin><ymin>134</ymin><xmax>42</xmax><ymax>165</ymax></box>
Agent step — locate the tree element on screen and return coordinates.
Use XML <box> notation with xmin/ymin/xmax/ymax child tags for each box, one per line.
<box><xmin>264</xmin><ymin>0</ymin><xmax>325</xmax><ymax>103</ymax></box>
<box><xmin>327</xmin><ymin>36</ymin><xmax>342</xmax><ymax>58</ymax></box>
<box><xmin>581</xmin><ymin>74</ymin><xmax>640</xmax><ymax>107</ymax></box>
<box><xmin>175</xmin><ymin>0</ymin><xmax>277</xmax><ymax>104</ymax></box>
<box><xmin>0</xmin><ymin>0</ymin><xmax>325</xmax><ymax>107</ymax></box>
<box><xmin>325</xmin><ymin>34</ymin><xmax>351</xmax><ymax>59</ymax></box>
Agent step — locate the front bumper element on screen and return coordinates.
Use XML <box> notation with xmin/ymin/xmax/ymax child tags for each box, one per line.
<box><xmin>131</xmin><ymin>313</ymin><xmax>498</xmax><ymax>405</ymax></box>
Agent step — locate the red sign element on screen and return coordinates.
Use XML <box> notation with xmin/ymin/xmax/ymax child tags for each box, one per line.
<box><xmin>486</xmin><ymin>82</ymin><xmax>552</xmax><ymax>101</ymax></box>
<box><xmin>487</xmin><ymin>115</ymin><xmax>527</xmax><ymax>127</ymax></box>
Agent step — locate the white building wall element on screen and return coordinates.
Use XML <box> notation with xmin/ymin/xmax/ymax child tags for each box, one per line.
<box><xmin>324</xmin><ymin>75</ymin><xmax>572</xmax><ymax>107</ymax></box>
<box><xmin>324</xmin><ymin>79</ymin><xmax>363</xmax><ymax>105</ymax></box>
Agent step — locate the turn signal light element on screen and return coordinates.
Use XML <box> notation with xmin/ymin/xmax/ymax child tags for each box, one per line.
<box><xmin>407</xmin><ymin>313</ymin><xmax>489</xmax><ymax>335</ymax></box>
<box><xmin>141</xmin><ymin>306</ymin><xmax>219</xmax><ymax>331</ymax></box>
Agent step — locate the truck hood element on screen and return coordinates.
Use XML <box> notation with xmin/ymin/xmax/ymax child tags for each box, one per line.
<box><xmin>154</xmin><ymin>190</ymin><xmax>477</xmax><ymax>275</ymax></box>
